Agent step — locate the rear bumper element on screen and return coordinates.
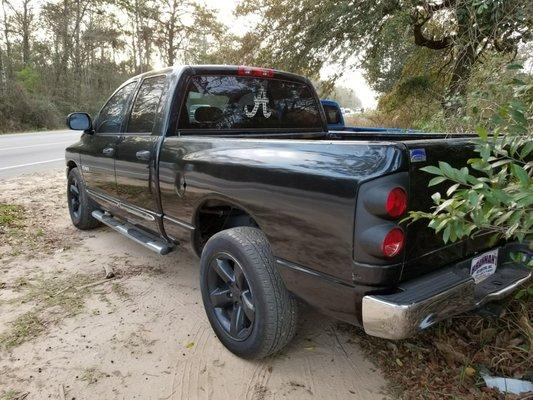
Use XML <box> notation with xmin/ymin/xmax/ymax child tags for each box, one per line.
<box><xmin>362</xmin><ymin>243</ymin><xmax>531</xmax><ymax>340</ymax></box>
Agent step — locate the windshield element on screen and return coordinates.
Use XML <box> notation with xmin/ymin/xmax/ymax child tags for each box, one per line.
<box><xmin>178</xmin><ymin>75</ymin><xmax>323</xmax><ymax>132</ymax></box>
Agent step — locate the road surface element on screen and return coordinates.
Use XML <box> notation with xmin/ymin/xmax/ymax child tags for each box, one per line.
<box><xmin>0</xmin><ymin>130</ymin><xmax>78</xmax><ymax>179</ymax></box>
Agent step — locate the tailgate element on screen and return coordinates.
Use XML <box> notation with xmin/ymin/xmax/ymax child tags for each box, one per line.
<box><xmin>402</xmin><ymin>138</ymin><xmax>502</xmax><ymax>281</ymax></box>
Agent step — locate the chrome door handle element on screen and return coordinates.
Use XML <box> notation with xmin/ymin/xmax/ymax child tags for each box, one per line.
<box><xmin>102</xmin><ymin>147</ymin><xmax>115</xmax><ymax>157</ymax></box>
<box><xmin>136</xmin><ymin>150</ymin><xmax>151</xmax><ymax>161</ymax></box>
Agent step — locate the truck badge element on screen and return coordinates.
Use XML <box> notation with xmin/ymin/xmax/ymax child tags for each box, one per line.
<box><xmin>244</xmin><ymin>88</ymin><xmax>271</xmax><ymax>118</ymax></box>
<box><xmin>409</xmin><ymin>148</ymin><xmax>426</xmax><ymax>162</ymax></box>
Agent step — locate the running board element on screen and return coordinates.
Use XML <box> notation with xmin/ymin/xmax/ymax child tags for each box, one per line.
<box><xmin>92</xmin><ymin>210</ymin><xmax>173</xmax><ymax>255</ymax></box>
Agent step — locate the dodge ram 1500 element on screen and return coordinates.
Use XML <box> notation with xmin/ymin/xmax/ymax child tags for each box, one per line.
<box><xmin>65</xmin><ymin>65</ymin><xmax>531</xmax><ymax>359</ymax></box>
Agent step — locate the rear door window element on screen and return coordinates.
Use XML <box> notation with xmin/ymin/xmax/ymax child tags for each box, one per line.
<box><xmin>178</xmin><ymin>75</ymin><xmax>322</xmax><ymax>132</ymax></box>
<box><xmin>127</xmin><ymin>75</ymin><xmax>166</xmax><ymax>134</ymax></box>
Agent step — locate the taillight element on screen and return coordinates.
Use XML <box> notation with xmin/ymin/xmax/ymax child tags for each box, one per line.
<box><xmin>238</xmin><ymin>66</ymin><xmax>274</xmax><ymax>78</ymax></box>
<box><xmin>381</xmin><ymin>228</ymin><xmax>405</xmax><ymax>257</ymax></box>
<box><xmin>385</xmin><ymin>187</ymin><xmax>407</xmax><ymax>218</ymax></box>
<box><xmin>363</xmin><ymin>185</ymin><xmax>408</xmax><ymax>219</ymax></box>
<box><xmin>354</xmin><ymin>172</ymin><xmax>409</xmax><ymax>267</ymax></box>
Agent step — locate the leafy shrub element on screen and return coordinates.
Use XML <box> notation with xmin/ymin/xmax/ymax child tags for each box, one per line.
<box><xmin>0</xmin><ymin>82</ymin><xmax>62</xmax><ymax>133</ymax></box>
<box><xmin>407</xmin><ymin>65</ymin><xmax>532</xmax><ymax>244</ymax></box>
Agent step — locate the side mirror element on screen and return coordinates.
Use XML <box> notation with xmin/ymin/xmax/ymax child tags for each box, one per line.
<box><xmin>67</xmin><ymin>112</ymin><xmax>93</xmax><ymax>132</ymax></box>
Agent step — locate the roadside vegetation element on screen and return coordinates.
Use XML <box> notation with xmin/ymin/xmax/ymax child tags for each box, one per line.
<box><xmin>0</xmin><ymin>273</ymin><xmax>97</xmax><ymax>349</ymax></box>
<box><xmin>0</xmin><ymin>204</ymin><xmax>23</xmax><ymax>229</ymax></box>
<box><xmin>0</xmin><ymin>201</ymin><xmax>65</xmax><ymax>259</ymax></box>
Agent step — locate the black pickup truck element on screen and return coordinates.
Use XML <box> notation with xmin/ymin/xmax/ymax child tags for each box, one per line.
<box><xmin>65</xmin><ymin>65</ymin><xmax>531</xmax><ymax>359</ymax></box>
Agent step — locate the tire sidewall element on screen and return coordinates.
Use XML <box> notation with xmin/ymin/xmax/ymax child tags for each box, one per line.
<box><xmin>200</xmin><ymin>229</ymin><xmax>271</xmax><ymax>358</ymax></box>
<box><xmin>67</xmin><ymin>168</ymin><xmax>84</xmax><ymax>226</ymax></box>
<box><xmin>67</xmin><ymin>167</ymin><xmax>98</xmax><ymax>230</ymax></box>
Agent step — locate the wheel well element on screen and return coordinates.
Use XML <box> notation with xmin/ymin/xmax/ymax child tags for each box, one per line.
<box><xmin>66</xmin><ymin>160</ymin><xmax>77</xmax><ymax>173</ymax></box>
<box><xmin>193</xmin><ymin>199</ymin><xmax>259</xmax><ymax>256</ymax></box>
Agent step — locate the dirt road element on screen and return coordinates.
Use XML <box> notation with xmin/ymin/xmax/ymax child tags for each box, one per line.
<box><xmin>0</xmin><ymin>170</ymin><xmax>388</xmax><ymax>400</ymax></box>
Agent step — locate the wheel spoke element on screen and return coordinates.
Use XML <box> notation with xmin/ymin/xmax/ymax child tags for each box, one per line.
<box><xmin>210</xmin><ymin>287</ymin><xmax>232</xmax><ymax>308</ymax></box>
<box><xmin>212</xmin><ymin>258</ymin><xmax>234</xmax><ymax>283</ymax></box>
<box><xmin>233</xmin><ymin>263</ymin><xmax>245</xmax><ymax>289</ymax></box>
<box><xmin>69</xmin><ymin>184</ymin><xmax>79</xmax><ymax>196</ymax></box>
<box><xmin>241</xmin><ymin>290</ymin><xmax>255</xmax><ymax>321</ymax></box>
<box><xmin>230</xmin><ymin>304</ymin><xmax>245</xmax><ymax>337</ymax></box>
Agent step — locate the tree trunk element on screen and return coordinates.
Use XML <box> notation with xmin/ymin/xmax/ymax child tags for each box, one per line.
<box><xmin>21</xmin><ymin>0</ymin><xmax>31</xmax><ymax>66</ymax></box>
<box><xmin>74</xmin><ymin>0</ymin><xmax>81</xmax><ymax>105</ymax></box>
<box><xmin>1</xmin><ymin>0</ymin><xmax>12</xmax><ymax>78</ymax></box>
<box><xmin>167</xmin><ymin>23</ymin><xmax>175</xmax><ymax>65</ymax></box>
<box><xmin>0</xmin><ymin>46</ymin><xmax>5</xmax><ymax>92</ymax></box>
<box><xmin>443</xmin><ymin>43</ymin><xmax>476</xmax><ymax>116</ymax></box>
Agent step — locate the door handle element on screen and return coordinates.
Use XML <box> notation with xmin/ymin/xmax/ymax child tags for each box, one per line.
<box><xmin>136</xmin><ymin>150</ymin><xmax>151</xmax><ymax>161</ymax></box>
<box><xmin>102</xmin><ymin>147</ymin><xmax>115</xmax><ymax>157</ymax></box>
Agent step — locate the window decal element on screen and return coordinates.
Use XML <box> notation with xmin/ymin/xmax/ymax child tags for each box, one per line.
<box><xmin>244</xmin><ymin>87</ymin><xmax>272</xmax><ymax>118</ymax></box>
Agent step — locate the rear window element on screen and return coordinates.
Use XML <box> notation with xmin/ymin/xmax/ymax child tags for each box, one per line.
<box><xmin>323</xmin><ymin>105</ymin><xmax>342</xmax><ymax>125</ymax></box>
<box><xmin>178</xmin><ymin>75</ymin><xmax>322</xmax><ymax>131</ymax></box>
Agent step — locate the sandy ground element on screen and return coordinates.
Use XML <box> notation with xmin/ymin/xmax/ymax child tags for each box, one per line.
<box><xmin>0</xmin><ymin>169</ymin><xmax>388</xmax><ymax>400</ymax></box>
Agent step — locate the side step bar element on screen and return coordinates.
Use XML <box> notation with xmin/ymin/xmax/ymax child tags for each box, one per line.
<box><xmin>92</xmin><ymin>210</ymin><xmax>173</xmax><ymax>255</ymax></box>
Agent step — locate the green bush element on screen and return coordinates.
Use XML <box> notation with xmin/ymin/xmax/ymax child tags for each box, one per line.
<box><xmin>0</xmin><ymin>82</ymin><xmax>62</xmax><ymax>133</ymax></box>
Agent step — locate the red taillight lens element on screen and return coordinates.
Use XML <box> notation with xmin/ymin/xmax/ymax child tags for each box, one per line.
<box><xmin>386</xmin><ymin>187</ymin><xmax>407</xmax><ymax>218</ymax></box>
<box><xmin>238</xmin><ymin>66</ymin><xmax>274</xmax><ymax>78</ymax></box>
<box><xmin>381</xmin><ymin>228</ymin><xmax>405</xmax><ymax>257</ymax></box>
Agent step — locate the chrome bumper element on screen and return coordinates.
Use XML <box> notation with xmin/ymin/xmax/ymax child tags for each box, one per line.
<box><xmin>362</xmin><ymin>259</ymin><xmax>531</xmax><ymax>340</ymax></box>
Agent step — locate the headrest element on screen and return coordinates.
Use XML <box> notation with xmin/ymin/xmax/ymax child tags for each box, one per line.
<box><xmin>194</xmin><ymin>106</ymin><xmax>223</xmax><ymax>123</ymax></box>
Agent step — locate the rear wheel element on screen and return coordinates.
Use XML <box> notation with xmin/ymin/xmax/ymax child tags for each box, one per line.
<box><xmin>67</xmin><ymin>167</ymin><xmax>100</xmax><ymax>230</ymax></box>
<box><xmin>200</xmin><ymin>227</ymin><xmax>298</xmax><ymax>359</ymax></box>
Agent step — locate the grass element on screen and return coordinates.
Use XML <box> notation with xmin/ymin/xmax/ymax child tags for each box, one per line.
<box><xmin>79</xmin><ymin>367</ymin><xmax>106</xmax><ymax>385</ymax></box>
<box><xmin>0</xmin><ymin>390</ymin><xmax>25</xmax><ymax>400</ymax></box>
<box><xmin>0</xmin><ymin>312</ymin><xmax>45</xmax><ymax>350</ymax></box>
<box><xmin>0</xmin><ymin>204</ymin><xmax>24</xmax><ymax>228</ymax></box>
<box><xmin>111</xmin><ymin>282</ymin><xmax>129</xmax><ymax>299</ymax></box>
<box><xmin>0</xmin><ymin>274</ymin><xmax>96</xmax><ymax>350</ymax></box>
<box><xmin>0</xmin><ymin>203</ymin><xmax>51</xmax><ymax>259</ymax></box>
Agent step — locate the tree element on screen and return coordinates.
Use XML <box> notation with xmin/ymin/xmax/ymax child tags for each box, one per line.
<box><xmin>327</xmin><ymin>85</ymin><xmax>362</xmax><ymax>109</ymax></box>
<box><xmin>407</xmin><ymin>64</ymin><xmax>532</xmax><ymax>243</ymax></box>
<box><xmin>236</xmin><ymin>0</ymin><xmax>532</xmax><ymax>111</ymax></box>
<box><xmin>10</xmin><ymin>0</ymin><xmax>34</xmax><ymax>66</ymax></box>
<box><xmin>153</xmin><ymin>0</ymin><xmax>222</xmax><ymax>66</ymax></box>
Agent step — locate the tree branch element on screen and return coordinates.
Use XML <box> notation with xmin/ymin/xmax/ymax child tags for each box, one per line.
<box><xmin>412</xmin><ymin>17</ymin><xmax>454</xmax><ymax>49</ymax></box>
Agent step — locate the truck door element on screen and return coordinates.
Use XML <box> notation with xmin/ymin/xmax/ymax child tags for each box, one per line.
<box><xmin>114</xmin><ymin>74</ymin><xmax>166</xmax><ymax>232</ymax></box>
<box><xmin>81</xmin><ymin>81</ymin><xmax>137</xmax><ymax>201</ymax></box>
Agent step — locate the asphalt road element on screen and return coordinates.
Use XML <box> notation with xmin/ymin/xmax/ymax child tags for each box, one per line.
<box><xmin>0</xmin><ymin>130</ymin><xmax>79</xmax><ymax>179</ymax></box>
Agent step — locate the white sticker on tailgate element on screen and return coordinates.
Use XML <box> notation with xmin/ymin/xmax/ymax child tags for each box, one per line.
<box><xmin>470</xmin><ymin>249</ymin><xmax>498</xmax><ymax>284</ymax></box>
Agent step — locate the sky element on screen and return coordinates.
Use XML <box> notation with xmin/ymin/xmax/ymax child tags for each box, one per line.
<box><xmin>201</xmin><ymin>0</ymin><xmax>378</xmax><ymax>109</ymax></box>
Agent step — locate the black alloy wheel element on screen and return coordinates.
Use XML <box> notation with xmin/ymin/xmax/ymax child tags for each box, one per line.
<box><xmin>200</xmin><ymin>227</ymin><xmax>298</xmax><ymax>359</ymax></box>
<box><xmin>206</xmin><ymin>252</ymin><xmax>255</xmax><ymax>341</ymax></box>
<box><xmin>68</xmin><ymin>177</ymin><xmax>81</xmax><ymax>220</ymax></box>
<box><xmin>66</xmin><ymin>167</ymin><xmax>100</xmax><ymax>230</ymax></box>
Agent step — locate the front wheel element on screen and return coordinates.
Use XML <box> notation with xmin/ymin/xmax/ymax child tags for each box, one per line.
<box><xmin>200</xmin><ymin>227</ymin><xmax>298</xmax><ymax>359</ymax></box>
<box><xmin>67</xmin><ymin>167</ymin><xmax>100</xmax><ymax>230</ymax></box>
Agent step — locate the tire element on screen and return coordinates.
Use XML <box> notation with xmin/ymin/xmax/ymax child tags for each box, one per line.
<box><xmin>67</xmin><ymin>167</ymin><xmax>101</xmax><ymax>230</ymax></box>
<box><xmin>200</xmin><ymin>227</ymin><xmax>298</xmax><ymax>359</ymax></box>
